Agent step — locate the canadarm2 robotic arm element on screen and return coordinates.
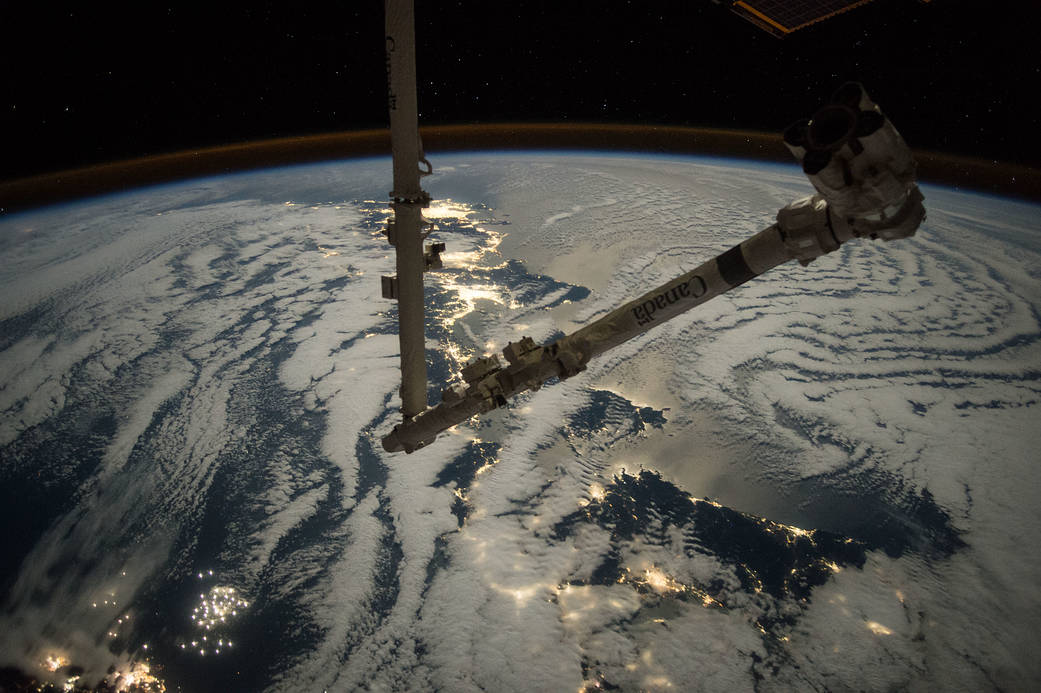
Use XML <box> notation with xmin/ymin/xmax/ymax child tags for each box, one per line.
<box><xmin>382</xmin><ymin>82</ymin><xmax>925</xmax><ymax>453</ymax></box>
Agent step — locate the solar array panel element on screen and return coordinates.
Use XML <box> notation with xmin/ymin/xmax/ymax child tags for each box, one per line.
<box><xmin>730</xmin><ymin>0</ymin><xmax>879</xmax><ymax>36</ymax></box>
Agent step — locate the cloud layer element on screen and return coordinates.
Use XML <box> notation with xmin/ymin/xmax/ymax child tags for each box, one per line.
<box><xmin>1</xmin><ymin>154</ymin><xmax>1038</xmax><ymax>691</ymax></box>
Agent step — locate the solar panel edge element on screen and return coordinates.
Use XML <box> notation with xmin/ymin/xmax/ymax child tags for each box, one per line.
<box><xmin>730</xmin><ymin>0</ymin><xmax>881</xmax><ymax>36</ymax></box>
<box><xmin>731</xmin><ymin>1</ymin><xmax>792</xmax><ymax>36</ymax></box>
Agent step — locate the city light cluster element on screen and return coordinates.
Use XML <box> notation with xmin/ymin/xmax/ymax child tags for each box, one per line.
<box><xmin>191</xmin><ymin>585</ymin><xmax>248</xmax><ymax>630</ymax></box>
<box><xmin>178</xmin><ymin>580</ymin><xmax>247</xmax><ymax>658</ymax></box>
<box><xmin>106</xmin><ymin>662</ymin><xmax>165</xmax><ymax>692</ymax></box>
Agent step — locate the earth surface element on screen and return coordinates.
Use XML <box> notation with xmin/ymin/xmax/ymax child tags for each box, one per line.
<box><xmin>1</xmin><ymin>152</ymin><xmax>1039</xmax><ymax>692</ymax></box>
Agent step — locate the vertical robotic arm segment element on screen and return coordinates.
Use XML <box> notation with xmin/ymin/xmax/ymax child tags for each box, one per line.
<box><xmin>383</xmin><ymin>0</ymin><xmax>437</xmax><ymax>419</ymax></box>
<box><xmin>381</xmin><ymin>83</ymin><xmax>926</xmax><ymax>454</ymax></box>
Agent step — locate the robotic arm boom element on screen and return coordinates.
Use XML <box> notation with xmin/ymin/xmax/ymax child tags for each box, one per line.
<box><xmin>382</xmin><ymin>82</ymin><xmax>925</xmax><ymax>454</ymax></box>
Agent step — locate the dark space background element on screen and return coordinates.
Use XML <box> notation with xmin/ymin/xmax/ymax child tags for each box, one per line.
<box><xmin>1</xmin><ymin>0</ymin><xmax>1037</xmax><ymax>182</ymax></box>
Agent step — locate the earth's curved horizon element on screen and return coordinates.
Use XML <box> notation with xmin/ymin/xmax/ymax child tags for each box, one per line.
<box><xmin>1</xmin><ymin>151</ymin><xmax>1039</xmax><ymax>691</ymax></box>
<box><xmin>2</xmin><ymin>124</ymin><xmax>1039</xmax><ymax>215</ymax></box>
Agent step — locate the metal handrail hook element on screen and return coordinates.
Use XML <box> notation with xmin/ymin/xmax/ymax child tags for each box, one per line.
<box><xmin>419</xmin><ymin>135</ymin><xmax>433</xmax><ymax>176</ymax></box>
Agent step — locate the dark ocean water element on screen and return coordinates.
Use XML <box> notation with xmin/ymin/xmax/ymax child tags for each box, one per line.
<box><xmin>1</xmin><ymin>155</ymin><xmax>1038</xmax><ymax>691</ymax></box>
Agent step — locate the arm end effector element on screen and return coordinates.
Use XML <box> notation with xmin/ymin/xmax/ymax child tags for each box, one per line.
<box><xmin>778</xmin><ymin>82</ymin><xmax>925</xmax><ymax>266</ymax></box>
